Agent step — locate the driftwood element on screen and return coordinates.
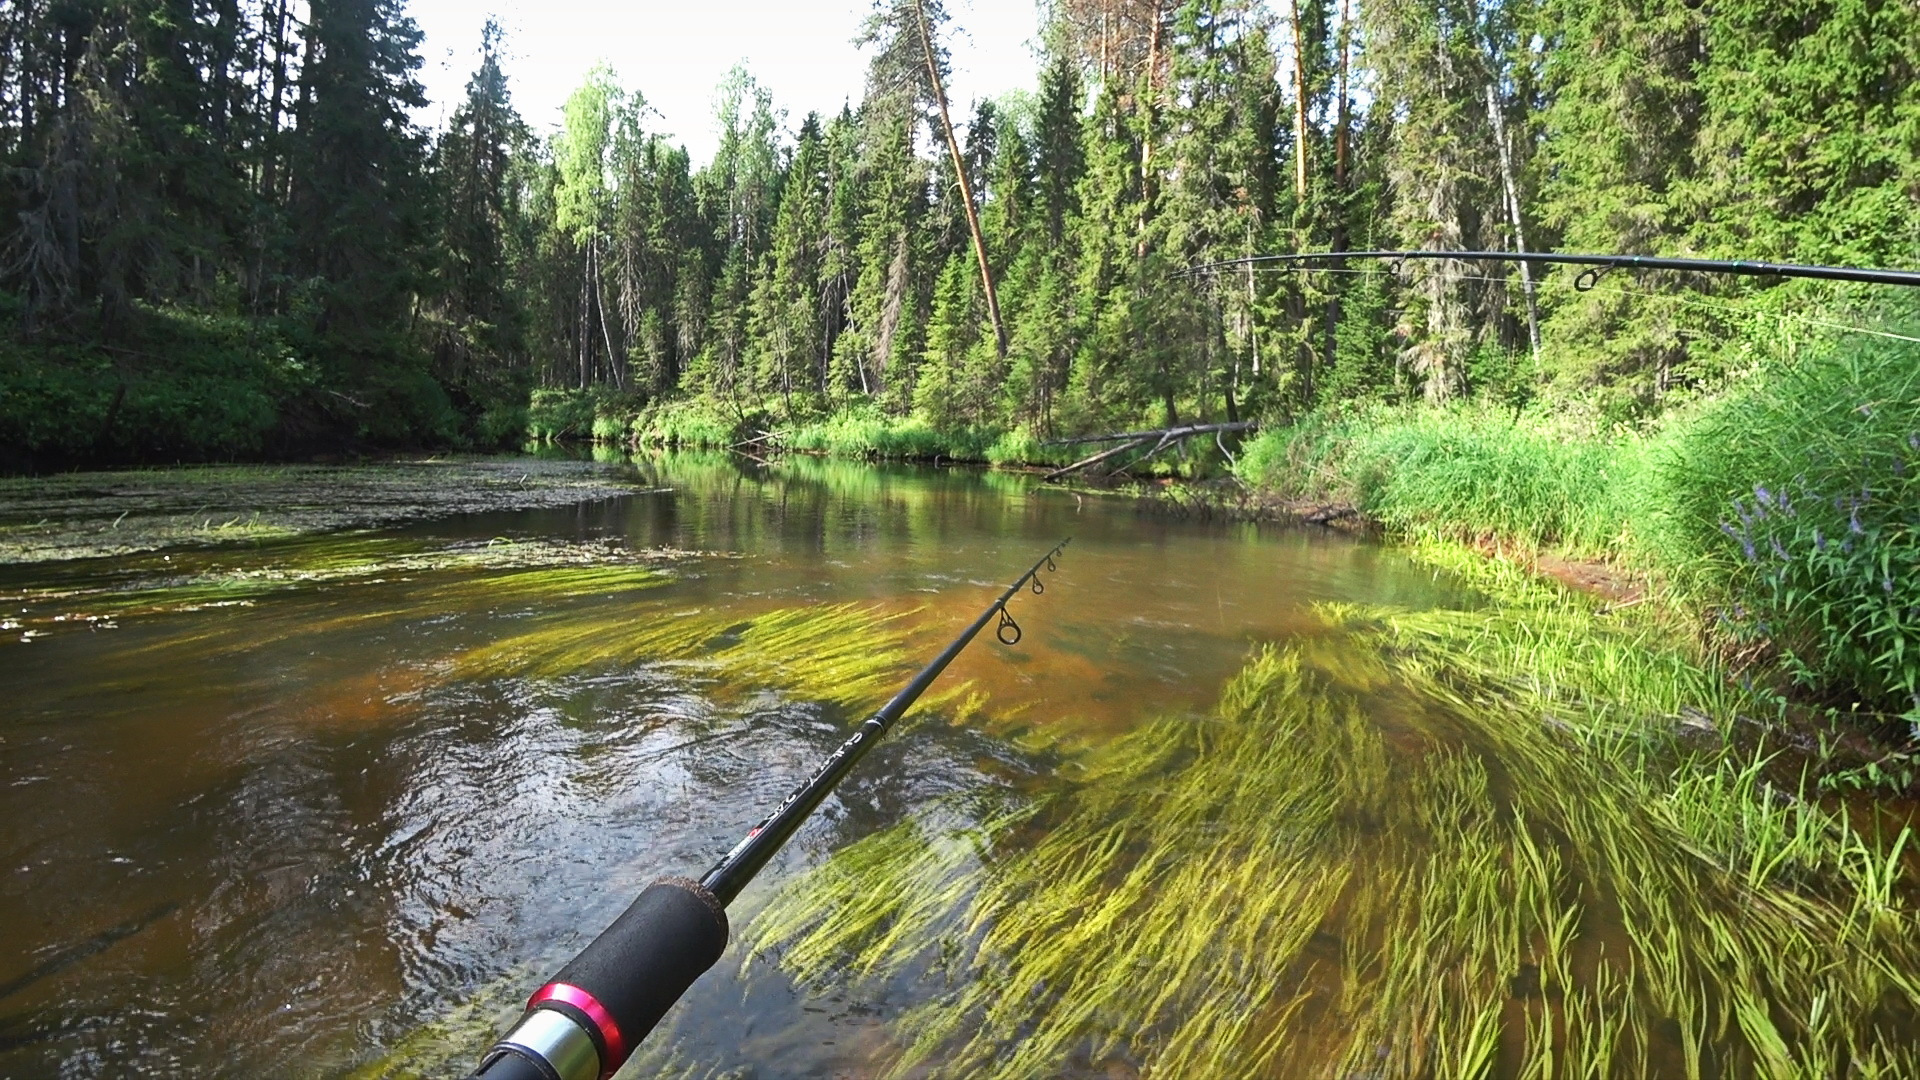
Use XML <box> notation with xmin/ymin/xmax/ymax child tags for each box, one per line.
<box><xmin>1042</xmin><ymin>421</ymin><xmax>1257</xmax><ymax>481</ymax></box>
<box><xmin>1040</xmin><ymin>420</ymin><xmax>1256</xmax><ymax>447</ymax></box>
<box><xmin>728</xmin><ymin>428</ymin><xmax>788</xmax><ymax>451</ymax></box>
<box><xmin>1042</xmin><ymin>437</ymin><xmax>1150</xmax><ymax>481</ymax></box>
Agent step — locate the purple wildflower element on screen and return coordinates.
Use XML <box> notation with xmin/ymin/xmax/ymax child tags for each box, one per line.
<box><xmin>1851</xmin><ymin>505</ymin><xmax>1865</xmax><ymax>534</ymax></box>
<box><xmin>1909</xmin><ymin>432</ymin><xmax>1920</xmax><ymax>452</ymax></box>
<box><xmin>1814</xmin><ymin>528</ymin><xmax>1826</xmax><ymax>552</ymax></box>
<box><xmin>1756</xmin><ymin>485</ymin><xmax>1773</xmax><ymax>507</ymax></box>
<box><xmin>1885</xmin><ymin>575</ymin><xmax>1896</xmax><ymax>596</ymax></box>
<box><xmin>1771</xmin><ymin>536</ymin><xmax>1790</xmax><ymax>561</ymax></box>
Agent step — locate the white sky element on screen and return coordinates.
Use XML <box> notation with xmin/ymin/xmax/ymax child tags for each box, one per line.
<box><xmin>407</xmin><ymin>0</ymin><xmax>1046</xmax><ymax>164</ymax></box>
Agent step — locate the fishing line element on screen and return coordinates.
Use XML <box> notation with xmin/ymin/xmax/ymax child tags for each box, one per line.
<box><xmin>1212</xmin><ymin>264</ymin><xmax>1920</xmax><ymax>344</ymax></box>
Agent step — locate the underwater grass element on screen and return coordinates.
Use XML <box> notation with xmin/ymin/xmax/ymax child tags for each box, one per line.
<box><xmin>337</xmin><ymin>968</ymin><xmax>537</xmax><ymax>1080</ymax></box>
<box><xmin>748</xmin><ymin>598</ymin><xmax>1918</xmax><ymax>1077</ymax></box>
<box><xmin>452</xmin><ymin>601</ymin><xmax>926</xmax><ymax>713</ymax></box>
<box><xmin>2</xmin><ymin>536</ymin><xmax>680</xmax><ymax>641</ymax></box>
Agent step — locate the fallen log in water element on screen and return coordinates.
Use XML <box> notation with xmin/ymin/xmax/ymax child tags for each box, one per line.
<box><xmin>1042</xmin><ymin>421</ymin><xmax>1256</xmax><ymax>480</ymax></box>
<box><xmin>1040</xmin><ymin>420</ymin><xmax>1256</xmax><ymax>447</ymax></box>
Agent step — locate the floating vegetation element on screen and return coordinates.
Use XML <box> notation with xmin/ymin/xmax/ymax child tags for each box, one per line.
<box><xmin>749</xmin><ymin>597</ymin><xmax>1920</xmax><ymax>1076</ymax></box>
<box><xmin>0</xmin><ymin>535</ymin><xmax>687</xmax><ymax>642</ymax></box>
<box><xmin>453</xmin><ymin>602</ymin><xmax>925</xmax><ymax>712</ymax></box>
<box><xmin>0</xmin><ymin>458</ymin><xmax>655</xmax><ymax>565</ymax></box>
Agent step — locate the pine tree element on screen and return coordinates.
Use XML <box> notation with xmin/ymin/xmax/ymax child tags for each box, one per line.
<box><xmin>426</xmin><ymin>19</ymin><xmax>530</xmax><ymax>416</ymax></box>
<box><xmin>287</xmin><ymin>0</ymin><xmax>433</xmax><ymax>419</ymax></box>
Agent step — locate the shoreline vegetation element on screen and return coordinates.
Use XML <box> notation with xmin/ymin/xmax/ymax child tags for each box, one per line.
<box><xmin>517</xmin><ymin>308</ymin><xmax>1920</xmax><ymax>783</ymax></box>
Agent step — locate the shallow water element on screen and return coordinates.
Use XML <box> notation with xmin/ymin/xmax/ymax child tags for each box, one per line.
<box><xmin>0</xmin><ymin>454</ymin><xmax>1465</xmax><ymax>1078</ymax></box>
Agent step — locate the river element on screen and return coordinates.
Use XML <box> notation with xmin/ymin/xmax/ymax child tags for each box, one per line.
<box><xmin>0</xmin><ymin>455</ymin><xmax>1462</xmax><ymax>1077</ymax></box>
<box><xmin>6</xmin><ymin>454</ymin><xmax>1915</xmax><ymax>1079</ymax></box>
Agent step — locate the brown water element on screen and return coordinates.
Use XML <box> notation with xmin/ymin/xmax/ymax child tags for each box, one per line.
<box><xmin>0</xmin><ymin>454</ymin><xmax>1465</xmax><ymax>1078</ymax></box>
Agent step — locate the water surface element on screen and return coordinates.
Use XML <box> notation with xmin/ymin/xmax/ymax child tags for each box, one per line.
<box><xmin>0</xmin><ymin>454</ymin><xmax>1461</xmax><ymax>1077</ymax></box>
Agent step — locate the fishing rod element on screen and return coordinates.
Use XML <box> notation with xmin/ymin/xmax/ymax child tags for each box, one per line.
<box><xmin>465</xmin><ymin>538</ymin><xmax>1071</xmax><ymax>1080</ymax></box>
<box><xmin>1175</xmin><ymin>250</ymin><xmax>1920</xmax><ymax>290</ymax></box>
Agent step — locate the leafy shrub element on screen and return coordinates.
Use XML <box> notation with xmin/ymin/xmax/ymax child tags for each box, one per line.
<box><xmin>785</xmin><ymin>404</ymin><xmax>1003</xmax><ymax>460</ymax></box>
<box><xmin>0</xmin><ymin>306</ymin><xmax>303</xmax><ymax>460</ymax></box>
<box><xmin>1658</xmin><ymin>325</ymin><xmax>1920</xmax><ymax>716</ymax></box>
<box><xmin>634</xmin><ymin>399</ymin><xmax>741</xmax><ymax>448</ymax></box>
<box><xmin>474</xmin><ymin>402</ymin><xmax>529</xmax><ymax>447</ymax></box>
<box><xmin>527</xmin><ymin>387</ymin><xmax>645</xmax><ymax>442</ymax></box>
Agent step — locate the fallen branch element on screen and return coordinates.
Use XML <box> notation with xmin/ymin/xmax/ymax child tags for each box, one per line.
<box><xmin>1042</xmin><ymin>421</ymin><xmax>1256</xmax><ymax>480</ymax></box>
<box><xmin>1041</xmin><ymin>421</ymin><xmax>1256</xmax><ymax>447</ymax></box>
<box><xmin>1043</xmin><ymin>437</ymin><xmax>1150</xmax><ymax>481</ymax></box>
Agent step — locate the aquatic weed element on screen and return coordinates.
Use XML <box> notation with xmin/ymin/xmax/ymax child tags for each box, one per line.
<box><xmin>748</xmin><ymin>605</ymin><xmax>1919</xmax><ymax>1077</ymax></box>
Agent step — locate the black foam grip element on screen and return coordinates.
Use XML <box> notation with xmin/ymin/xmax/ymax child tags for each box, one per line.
<box><xmin>548</xmin><ymin>877</ymin><xmax>729</xmax><ymax>1058</ymax></box>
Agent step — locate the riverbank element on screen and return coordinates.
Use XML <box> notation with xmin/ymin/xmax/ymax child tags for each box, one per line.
<box><xmin>1225</xmin><ymin>324</ymin><xmax>1919</xmax><ymax>747</ymax></box>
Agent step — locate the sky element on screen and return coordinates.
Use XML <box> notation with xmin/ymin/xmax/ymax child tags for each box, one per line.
<box><xmin>406</xmin><ymin>0</ymin><xmax>1046</xmax><ymax>165</ymax></box>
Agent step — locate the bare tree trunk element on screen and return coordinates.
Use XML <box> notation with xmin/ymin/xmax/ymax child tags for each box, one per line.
<box><xmin>1324</xmin><ymin>0</ymin><xmax>1353</xmax><ymax>379</ymax></box>
<box><xmin>578</xmin><ymin>252</ymin><xmax>591</xmax><ymax>389</ymax></box>
<box><xmin>1335</xmin><ymin>0</ymin><xmax>1351</xmax><ymax>188</ymax></box>
<box><xmin>592</xmin><ymin>237</ymin><xmax>624</xmax><ymax>390</ymax></box>
<box><xmin>916</xmin><ymin>0</ymin><xmax>1008</xmax><ymax>360</ymax></box>
<box><xmin>1285</xmin><ymin>0</ymin><xmax>1309</xmax><ymax>200</ymax></box>
<box><xmin>1245</xmin><ymin>220</ymin><xmax>1261</xmax><ymax>376</ymax></box>
<box><xmin>1485</xmin><ymin>83</ymin><xmax>1540</xmax><ymax>366</ymax></box>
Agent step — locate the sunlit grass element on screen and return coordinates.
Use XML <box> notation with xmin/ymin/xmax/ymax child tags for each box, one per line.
<box><xmin>748</xmin><ymin>596</ymin><xmax>1919</xmax><ymax>1077</ymax></box>
<box><xmin>452</xmin><ymin>601</ymin><xmax>924</xmax><ymax>713</ymax></box>
<box><xmin>2</xmin><ymin>536</ymin><xmax>678</xmax><ymax>640</ymax></box>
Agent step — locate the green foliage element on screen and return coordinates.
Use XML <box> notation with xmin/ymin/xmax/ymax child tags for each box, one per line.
<box><xmin>1656</xmin><ymin>320</ymin><xmax>1920</xmax><ymax>716</ymax></box>
<box><xmin>0</xmin><ymin>306</ymin><xmax>306</xmax><ymax>461</ymax></box>
<box><xmin>784</xmin><ymin>404</ymin><xmax>1003</xmax><ymax>461</ymax></box>
<box><xmin>632</xmin><ymin>398</ymin><xmax>742</xmax><ymax>448</ymax></box>
<box><xmin>1240</xmin><ymin>314</ymin><xmax>1920</xmax><ymax>718</ymax></box>
<box><xmin>1237</xmin><ymin>403</ymin><xmax>1652</xmax><ymax>553</ymax></box>
<box><xmin>526</xmin><ymin>387</ymin><xmax>646</xmax><ymax>442</ymax></box>
<box><xmin>3</xmin><ymin>0</ymin><xmax>1912</xmax><ymax>468</ymax></box>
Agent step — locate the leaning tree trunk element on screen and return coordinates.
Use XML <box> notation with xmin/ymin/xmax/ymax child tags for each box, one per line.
<box><xmin>1485</xmin><ymin>83</ymin><xmax>1540</xmax><ymax>366</ymax></box>
<box><xmin>916</xmin><ymin>0</ymin><xmax>1007</xmax><ymax>360</ymax></box>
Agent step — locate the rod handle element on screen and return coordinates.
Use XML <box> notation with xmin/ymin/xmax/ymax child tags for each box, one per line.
<box><xmin>476</xmin><ymin>878</ymin><xmax>729</xmax><ymax>1079</ymax></box>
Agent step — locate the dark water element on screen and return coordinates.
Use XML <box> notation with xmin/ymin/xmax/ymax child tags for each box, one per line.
<box><xmin>0</xmin><ymin>455</ymin><xmax>1462</xmax><ymax>1078</ymax></box>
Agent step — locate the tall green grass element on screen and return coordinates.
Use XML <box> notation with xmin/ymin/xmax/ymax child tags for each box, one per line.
<box><xmin>782</xmin><ymin>406</ymin><xmax>1002</xmax><ymax>460</ymax></box>
<box><xmin>527</xmin><ymin>387</ymin><xmax>647</xmax><ymax>442</ymax></box>
<box><xmin>1652</xmin><ymin>326</ymin><xmax>1920</xmax><ymax>716</ymax></box>
<box><xmin>1235</xmin><ymin>314</ymin><xmax>1920</xmax><ymax>720</ymax></box>
<box><xmin>1236</xmin><ymin>404</ymin><xmax>1654</xmax><ymax>554</ymax></box>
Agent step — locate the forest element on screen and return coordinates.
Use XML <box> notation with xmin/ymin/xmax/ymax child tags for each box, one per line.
<box><xmin>1</xmin><ymin>0</ymin><xmax>1912</xmax><ymax>463</ymax></box>
<box><xmin>3</xmin><ymin>0</ymin><xmax>1918</xmax><ymax>723</ymax></box>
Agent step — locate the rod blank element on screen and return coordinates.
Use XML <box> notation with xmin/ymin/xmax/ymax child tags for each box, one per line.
<box><xmin>469</xmin><ymin>539</ymin><xmax>1070</xmax><ymax>1080</ymax></box>
<box><xmin>1176</xmin><ymin>250</ymin><xmax>1920</xmax><ymax>289</ymax></box>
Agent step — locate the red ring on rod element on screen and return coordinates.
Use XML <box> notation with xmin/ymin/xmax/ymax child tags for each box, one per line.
<box><xmin>528</xmin><ymin>982</ymin><xmax>628</xmax><ymax>1077</ymax></box>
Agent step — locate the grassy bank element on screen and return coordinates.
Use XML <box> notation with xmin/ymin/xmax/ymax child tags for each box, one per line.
<box><xmin>1233</xmin><ymin>323</ymin><xmax>1920</xmax><ymax>731</ymax></box>
<box><xmin>529</xmin><ymin>392</ymin><xmax>1038</xmax><ymax>464</ymax></box>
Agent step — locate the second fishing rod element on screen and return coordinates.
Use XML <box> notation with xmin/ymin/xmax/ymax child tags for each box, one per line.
<box><xmin>467</xmin><ymin>538</ymin><xmax>1071</xmax><ymax>1080</ymax></box>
